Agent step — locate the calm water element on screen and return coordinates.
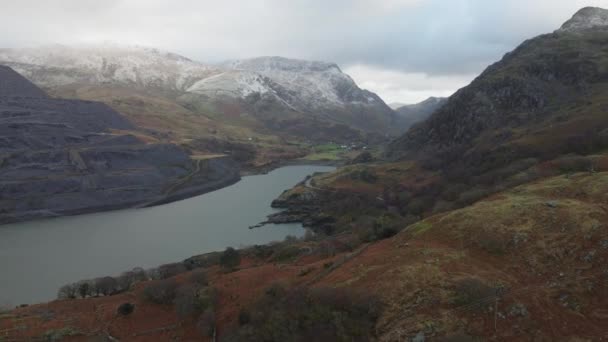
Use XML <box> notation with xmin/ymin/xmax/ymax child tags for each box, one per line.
<box><xmin>0</xmin><ymin>165</ymin><xmax>334</xmax><ymax>306</ymax></box>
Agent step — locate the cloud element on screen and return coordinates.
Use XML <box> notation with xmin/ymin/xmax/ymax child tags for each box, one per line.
<box><xmin>345</xmin><ymin>64</ymin><xmax>476</xmax><ymax>104</ymax></box>
<box><xmin>0</xmin><ymin>0</ymin><xmax>606</xmax><ymax>103</ymax></box>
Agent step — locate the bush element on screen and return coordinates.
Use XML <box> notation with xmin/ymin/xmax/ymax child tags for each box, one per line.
<box><xmin>174</xmin><ymin>284</ymin><xmax>201</xmax><ymax>319</ymax></box>
<box><xmin>452</xmin><ymin>278</ymin><xmax>498</xmax><ymax>309</ymax></box>
<box><xmin>197</xmin><ymin>309</ymin><xmax>216</xmax><ymax>337</ymax></box>
<box><xmin>238</xmin><ymin>310</ymin><xmax>251</xmax><ymax>325</ymax></box>
<box><xmin>117</xmin><ymin>303</ymin><xmax>135</xmax><ymax>316</ymax></box>
<box><xmin>143</xmin><ymin>279</ymin><xmax>178</xmax><ymax>305</ymax></box>
<box><xmin>474</xmin><ymin>230</ymin><xmax>509</xmax><ymax>255</ymax></box>
<box><xmin>220</xmin><ymin>247</ymin><xmax>241</xmax><ymax>271</ymax></box>
<box><xmin>158</xmin><ymin>263</ymin><xmax>188</xmax><ymax>279</ymax></box>
<box><xmin>224</xmin><ymin>286</ymin><xmax>382</xmax><ymax>341</ymax></box>
<box><xmin>190</xmin><ymin>270</ymin><xmax>209</xmax><ymax>286</ymax></box>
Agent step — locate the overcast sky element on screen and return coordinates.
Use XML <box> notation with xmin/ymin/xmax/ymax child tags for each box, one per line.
<box><xmin>1</xmin><ymin>0</ymin><xmax>607</xmax><ymax>104</ymax></box>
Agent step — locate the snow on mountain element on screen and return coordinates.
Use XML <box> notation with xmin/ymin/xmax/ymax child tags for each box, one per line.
<box><xmin>0</xmin><ymin>45</ymin><xmax>398</xmax><ymax>134</ymax></box>
<box><xmin>0</xmin><ymin>43</ymin><xmax>220</xmax><ymax>91</ymax></box>
<box><xmin>220</xmin><ymin>56</ymin><xmax>380</xmax><ymax>110</ymax></box>
<box><xmin>559</xmin><ymin>7</ymin><xmax>608</xmax><ymax>32</ymax></box>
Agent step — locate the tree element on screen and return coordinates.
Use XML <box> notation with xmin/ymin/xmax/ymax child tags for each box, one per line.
<box><xmin>174</xmin><ymin>284</ymin><xmax>201</xmax><ymax>319</ymax></box>
<box><xmin>190</xmin><ymin>270</ymin><xmax>208</xmax><ymax>286</ymax></box>
<box><xmin>58</xmin><ymin>284</ymin><xmax>77</xmax><ymax>299</ymax></box>
<box><xmin>96</xmin><ymin>276</ymin><xmax>118</xmax><ymax>296</ymax></box>
<box><xmin>143</xmin><ymin>279</ymin><xmax>178</xmax><ymax>305</ymax></box>
<box><xmin>158</xmin><ymin>263</ymin><xmax>187</xmax><ymax>279</ymax></box>
<box><xmin>77</xmin><ymin>281</ymin><xmax>91</xmax><ymax>298</ymax></box>
<box><xmin>219</xmin><ymin>247</ymin><xmax>241</xmax><ymax>271</ymax></box>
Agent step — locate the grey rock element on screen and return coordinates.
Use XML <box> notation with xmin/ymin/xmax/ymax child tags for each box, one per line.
<box><xmin>559</xmin><ymin>7</ymin><xmax>608</xmax><ymax>32</ymax></box>
<box><xmin>0</xmin><ymin>65</ymin><xmax>240</xmax><ymax>224</ymax></box>
<box><xmin>582</xmin><ymin>250</ymin><xmax>597</xmax><ymax>263</ymax></box>
<box><xmin>412</xmin><ymin>331</ymin><xmax>425</xmax><ymax>342</ymax></box>
<box><xmin>545</xmin><ymin>201</ymin><xmax>559</xmax><ymax>208</ymax></box>
<box><xmin>508</xmin><ymin>303</ymin><xmax>529</xmax><ymax>317</ymax></box>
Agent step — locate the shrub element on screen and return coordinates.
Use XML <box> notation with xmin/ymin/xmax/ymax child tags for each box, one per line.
<box><xmin>220</xmin><ymin>247</ymin><xmax>241</xmax><ymax>271</ymax></box>
<box><xmin>117</xmin><ymin>303</ymin><xmax>135</xmax><ymax>316</ymax></box>
<box><xmin>197</xmin><ymin>309</ymin><xmax>216</xmax><ymax>337</ymax></box>
<box><xmin>190</xmin><ymin>270</ymin><xmax>209</xmax><ymax>286</ymax></box>
<box><xmin>224</xmin><ymin>286</ymin><xmax>382</xmax><ymax>341</ymax></box>
<box><xmin>452</xmin><ymin>278</ymin><xmax>498</xmax><ymax>309</ymax></box>
<box><xmin>270</xmin><ymin>245</ymin><xmax>301</xmax><ymax>262</ymax></box>
<box><xmin>174</xmin><ymin>284</ymin><xmax>201</xmax><ymax>319</ymax></box>
<box><xmin>238</xmin><ymin>309</ymin><xmax>251</xmax><ymax>325</ymax></box>
<box><xmin>158</xmin><ymin>263</ymin><xmax>188</xmax><ymax>279</ymax></box>
<box><xmin>143</xmin><ymin>279</ymin><xmax>178</xmax><ymax>305</ymax></box>
<box><xmin>474</xmin><ymin>230</ymin><xmax>509</xmax><ymax>255</ymax></box>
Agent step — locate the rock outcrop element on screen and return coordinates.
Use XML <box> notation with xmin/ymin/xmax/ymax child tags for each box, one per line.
<box><xmin>559</xmin><ymin>7</ymin><xmax>608</xmax><ymax>32</ymax></box>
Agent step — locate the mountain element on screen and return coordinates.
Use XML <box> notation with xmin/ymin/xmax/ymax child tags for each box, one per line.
<box><xmin>0</xmin><ymin>65</ymin><xmax>48</xmax><ymax>97</ymax></box>
<box><xmin>388</xmin><ymin>102</ymin><xmax>406</xmax><ymax>109</ymax></box>
<box><xmin>393</xmin><ymin>96</ymin><xmax>447</xmax><ymax>130</ymax></box>
<box><xmin>558</xmin><ymin>6</ymin><xmax>608</xmax><ymax>32</ymax></box>
<box><xmin>0</xmin><ymin>44</ymin><xmax>218</xmax><ymax>92</ymax></box>
<box><xmin>387</xmin><ymin>6</ymin><xmax>608</xmax><ymax>174</ymax></box>
<box><xmin>0</xmin><ymin>46</ymin><xmax>400</xmax><ymax>143</ymax></box>
<box><xmin>0</xmin><ymin>65</ymin><xmax>238</xmax><ymax>224</ymax></box>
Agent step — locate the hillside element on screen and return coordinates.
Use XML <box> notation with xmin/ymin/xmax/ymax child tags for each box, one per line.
<box><xmin>2</xmin><ymin>169</ymin><xmax>607</xmax><ymax>341</ymax></box>
<box><xmin>388</xmin><ymin>8</ymin><xmax>608</xmax><ymax>171</ymax></box>
<box><xmin>0</xmin><ymin>65</ymin><xmax>239</xmax><ymax>224</ymax></box>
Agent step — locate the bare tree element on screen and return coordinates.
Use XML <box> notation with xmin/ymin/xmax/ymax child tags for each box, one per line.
<box><xmin>143</xmin><ymin>279</ymin><xmax>178</xmax><ymax>304</ymax></box>
<box><xmin>58</xmin><ymin>283</ymin><xmax>77</xmax><ymax>299</ymax></box>
<box><xmin>96</xmin><ymin>276</ymin><xmax>118</xmax><ymax>296</ymax></box>
<box><xmin>158</xmin><ymin>263</ymin><xmax>187</xmax><ymax>279</ymax></box>
<box><xmin>77</xmin><ymin>281</ymin><xmax>91</xmax><ymax>298</ymax></box>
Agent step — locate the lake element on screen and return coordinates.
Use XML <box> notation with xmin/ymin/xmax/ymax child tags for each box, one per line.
<box><xmin>0</xmin><ymin>165</ymin><xmax>335</xmax><ymax>306</ymax></box>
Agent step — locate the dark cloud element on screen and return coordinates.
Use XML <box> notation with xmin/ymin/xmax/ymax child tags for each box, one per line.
<box><xmin>0</xmin><ymin>0</ymin><xmax>605</xmax><ymax>102</ymax></box>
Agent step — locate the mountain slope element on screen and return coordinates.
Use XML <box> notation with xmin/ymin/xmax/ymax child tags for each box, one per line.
<box><xmin>0</xmin><ymin>65</ymin><xmax>239</xmax><ymax>224</ymax></box>
<box><xmin>0</xmin><ymin>46</ymin><xmax>400</xmax><ymax>143</ymax></box>
<box><xmin>388</xmin><ymin>7</ymin><xmax>608</xmax><ymax>175</ymax></box>
<box><xmin>0</xmin><ymin>44</ymin><xmax>219</xmax><ymax>92</ymax></box>
<box><xmin>394</xmin><ymin>96</ymin><xmax>447</xmax><ymax>130</ymax></box>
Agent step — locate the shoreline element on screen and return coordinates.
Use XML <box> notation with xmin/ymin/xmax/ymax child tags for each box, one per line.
<box><xmin>240</xmin><ymin>158</ymin><xmax>343</xmax><ymax>176</ymax></box>
<box><xmin>0</xmin><ymin>158</ymin><xmax>341</xmax><ymax>226</ymax></box>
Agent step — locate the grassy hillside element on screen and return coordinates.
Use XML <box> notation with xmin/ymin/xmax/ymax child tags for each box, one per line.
<box><xmin>2</xmin><ymin>170</ymin><xmax>607</xmax><ymax>341</ymax></box>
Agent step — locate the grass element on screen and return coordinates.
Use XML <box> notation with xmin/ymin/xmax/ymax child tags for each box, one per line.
<box><xmin>301</xmin><ymin>151</ymin><xmax>342</xmax><ymax>161</ymax></box>
<box><xmin>301</xmin><ymin>143</ymin><xmax>345</xmax><ymax>161</ymax></box>
<box><xmin>408</xmin><ymin>221</ymin><xmax>433</xmax><ymax>236</ymax></box>
<box><xmin>41</xmin><ymin>327</ymin><xmax>81</xmax><ymax>341</ymax></box>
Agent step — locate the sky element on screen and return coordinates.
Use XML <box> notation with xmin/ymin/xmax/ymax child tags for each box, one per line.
<box><xmin>1</xmin><ymin>0</ymin><xmax>607</xmax><ymax>104</ymax></box>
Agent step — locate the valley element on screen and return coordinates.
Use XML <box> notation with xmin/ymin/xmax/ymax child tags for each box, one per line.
<box><xmin>1</xmin><ymin>4</ymin><xmax>608</xmax><ymax>342</ymax></box>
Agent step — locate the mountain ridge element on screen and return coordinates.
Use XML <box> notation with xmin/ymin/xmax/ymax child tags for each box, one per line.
<box><xmin>0</xmin><ymin>45</ymin><xmax>402</xmax><ymax>139</ymax></box>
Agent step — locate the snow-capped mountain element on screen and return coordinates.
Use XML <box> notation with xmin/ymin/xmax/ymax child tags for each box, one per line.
<box><xmin>0</xmin><ymin>43</ymin><xmax>220</xmax><ymax>91</ymax></box>
<box><xmin>218</xmin><ymin>56</ymin><xmax>382</xmax><ymax>111</ymax></box>
<box><xmin>0</xmin><ymin>44</ymin><xmax>399</xmax><ymax>137</ymax></box>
